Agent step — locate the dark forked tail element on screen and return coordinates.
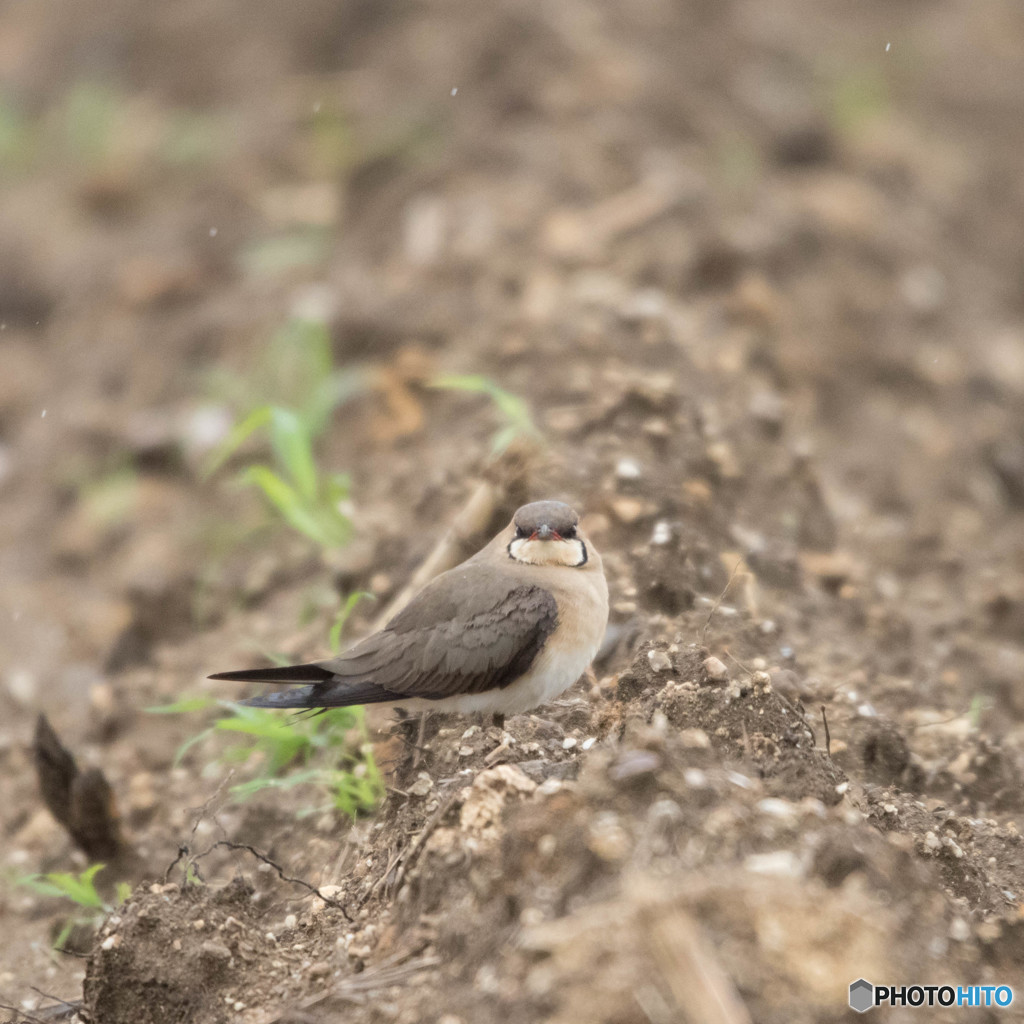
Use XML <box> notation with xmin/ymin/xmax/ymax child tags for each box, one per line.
<box><xmin>207</xmin><ymin>663</ymin><xmax>334</xmax><ymax>685</ymax></box>
<box><xmin>209</xmin><ymin>662</ymin><xmax>402</xmax><ymax>709</ymax></box>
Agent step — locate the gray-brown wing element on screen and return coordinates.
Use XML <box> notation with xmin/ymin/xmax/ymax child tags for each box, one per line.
<box><xmin>315</xmin><ymin>567</ymin><xmax>558</xmax><ymax>700</ymax></box>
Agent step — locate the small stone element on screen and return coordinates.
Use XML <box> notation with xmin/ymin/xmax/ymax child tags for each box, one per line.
<box><xmin>679</xmin><ymin>728</ymin><xmax>711</xmax><ymax>749</ymax></box>
<box><xmin>610</xmin><ymin>497</ymin><xmax>649</xmax><ymax>524</ymax></box>
<box><xmin>615</xmin><ymin>458</ymin><xmax>642</xmax><ymax>480</ymax></box>
<box><xmin>609</xmin><ymin>749</ymin><xmax>662</xmax><ymax>782</ymax></box>
<box><xmin>647</xmin><ymin>649</ymin><xmax>672</xmax><ymax>673</ymax></box>
<box><xmin>942</xmin><ymin>837</ymin><xmax>964</xmax><ymax>859</ymax></box>
<box><xmin>949</xmin><ymin>918</ymin><xmax>971</xmax><ymax>942</ymax></box>
<box><xmin>192</xmin><ymin>920</ymin><xmax>206</xmax><ymax>931</ymax></box>
<box><xmin>408</xmin><ymin>773</ymin><xmax>434</xmax><ymax>797</ymax></box>
<box><xmin>310</xmin><ymin>885</ymin><xmax>345</xmax><ymax>917</ymax></box>
<box><xmin>650</xmin><ymin>521</ymin><xmax>672</xmax><ymax>545</ymax></box>
<box><xmin>703</xmin><ymin>656</ymin><xmax>729</xmax><ymax>682</ymax></box>
<box><xmin>200</xmin><ymin>940</ymin><xmax>232</xmax><ymax>963</ymax></box>
<box><xmin>537</xmin><ymin>835</ymin><xmax>557</xmax><ymax>857</ymax></box>
<box><xmin>762</xmin><ymin>795</ymin><xmax>799</xmax><ymax>817</ymax></box>
<box><xmin>744</xmin><ymin>850</ymin><xmax>804</xmax><ymax>878</ymax></box>
<box><xmin>100</xmin><ymin>933</ymin><xmax>121</xmax><ymax>951</ymax></box>
<box><xmin>562</xmin><ymin>737</ymin><xmax>577</xmax><ymax>750</ymax></box>
<box><xmin>308</xmin><ymin>961</ymin><xmax>333</xmax><ymax>979</ymax></box>
<box><xmin>284</xmin><ymin>914</ymin><xmax>297</xmax><ymax>930</ymax></box>
<box><xmin>587</xmin><ymin>812</ymin><xmax>631</xmax><ymax>861</ymax></box>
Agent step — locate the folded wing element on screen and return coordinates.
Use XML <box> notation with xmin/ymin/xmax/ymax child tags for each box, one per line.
<box><xmin>210</xmin><ymin>566</ymin><xmax>559</xmax><ymax>710</ymax></box>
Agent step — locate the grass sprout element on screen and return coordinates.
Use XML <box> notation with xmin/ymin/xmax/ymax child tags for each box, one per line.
<box><xmin>203</xmin><ymin>318</ymin><xmax>365</xmax><ymax>549</ymax></box>
<box><xmin>147</xmin><ymin>699</ymin><xmax>383</xmax><ymax>819</ymax></box>
<box><xmin>16</xmin><ymin>864</ymin><xmax>131</xmax><ymax>951</ymax></box>
<box><xmin>430</xmin><ymin>374</ymin><xmax>540</xmax><ymax>453</ymax></box>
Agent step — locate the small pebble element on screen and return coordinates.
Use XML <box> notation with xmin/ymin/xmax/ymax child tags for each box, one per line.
<box><xmin>650</xmin><ymin>520</ymin><xmax>672</xmax><ymax>545</ymax></box>
<box><xmin>200</xmin><ymin>940</ymin><xmax>232</xmax><ymax>963</ymax></box>
<box><xmin>609</xmin><ymin>749</ymin><xmax>661</xmax><ymax>781</ymax></box>
<box><xmin>744</xmin><ymin>850</ymin><xmax>804</xmax><ymax>878</ymax></box>
<box><xmin>615</xmin><ymin>457</ymin><xmax>641</xmax><ymax>480</ymax></box>
<box><xmin>679</xmin><ymin>728</ymin><xmax>711</xmax><ymax>749</ymax></box>
<box><xmin>284</xmin><ymin>914</ymin><xmax>297</xmax><ymax>930</ymax></box>
<box><xmin>562</xmin><ymin>737</ymin><xmax>577</xmax><ymax>750</ymax></box>
<box><xmin>757</xmin><ymin>798</ymin><xmax>798</xmax><ymax>821</ymax></box>
<box><xmin>408</xmin><ymin>773</ymin><xmax>434</xmax><ymax>797</ymax></box>
<box><xmin>703</xmin><ymin>656</ymin><xmax>729</xmax><ymax>682</ymax></box>
<box><xmin>647</xmin><ymin>649</ymin><xmax>672</xmax><ymax>673</ymax></box>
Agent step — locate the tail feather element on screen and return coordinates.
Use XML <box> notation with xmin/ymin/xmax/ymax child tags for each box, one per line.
<box><xmin>239</xmin><ymin>686</ymin><xmax>323</xmax><ymax>709</ymax></box>
<box><xmin>208</xmin><ymin>663</ymin><xmax>333</xmax><ymax>685</ymax></box>
<box><xmin>211</xmin><ymin>663</ymin><xmax>405</xmax><ymax>710</ymax></box>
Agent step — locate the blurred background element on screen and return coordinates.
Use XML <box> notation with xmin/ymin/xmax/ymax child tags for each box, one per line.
<box><xmin>2</xmin><ymin>1</ymin><xmax>1024</xmax><ymax>1021</ymax></box>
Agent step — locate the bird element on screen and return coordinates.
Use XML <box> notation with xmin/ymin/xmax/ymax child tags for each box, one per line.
<box><xmin>209</xmin><ymin>500</ymin><xmax>609</xmax><ymax>721</ymax></box>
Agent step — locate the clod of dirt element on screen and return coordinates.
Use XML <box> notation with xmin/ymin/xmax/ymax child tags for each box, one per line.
<box><xmin>33</xmin><ymin>713</ymin><xmax>131</xmax><ymax>866</ymax></box>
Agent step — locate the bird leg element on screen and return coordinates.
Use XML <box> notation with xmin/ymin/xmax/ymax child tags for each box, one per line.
<box><xmin>411</xmin><ymin>712</ymin><xmax>427</xmax><ymax>771</ymax></box>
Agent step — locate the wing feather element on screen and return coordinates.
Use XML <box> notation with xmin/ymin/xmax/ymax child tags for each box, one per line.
<box><xmin>312</xmin><ymin>569</ymin><xmax>558</xmax><ymax>701</ymax></box>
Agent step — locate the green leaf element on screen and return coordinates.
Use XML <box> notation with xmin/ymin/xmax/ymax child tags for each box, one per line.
<box><xmin>39</xmin><ymin>865</ymin><xmax>106</xmax><ymax>909</ymax></box>
<box><xmin>202</xmin><ymin>405</ymin><xmax>273</xmax><ymax>479</ymax></box>
<box><xmin>429</xmin><ymin>374</ymin><xmax>539</xmax><ymax>453</ymax></box>
<box><xmin>329</xmin><ymin>591</ymin><xmax>373</xmax><ymax>653</ymax></box>
<box><xmin>173</xmin><ymin>725</ymin><xmax>217</xmax><ymax>766</ymax></box>
<box><xmin>269</xmin><ymin>407</ymin><xmax>318</xmax><ymax>500</ymax></box>
<box><xmin>241</xmin><ymin>464</ymin><xmax>300</xmax><ymax>517</ymax></box>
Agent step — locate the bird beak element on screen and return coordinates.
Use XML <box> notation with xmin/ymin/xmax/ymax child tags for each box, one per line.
<box><xmin>529</xmin><ymin>524</ymin><xmax>563</xmax><ymax>541</ymax></box>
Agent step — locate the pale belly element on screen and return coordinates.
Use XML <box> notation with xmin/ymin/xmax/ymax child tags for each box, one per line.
<box><xmin>417</xmin><ymin>640</ymin><xmax>602</xmax><ymax>714</ymax></box>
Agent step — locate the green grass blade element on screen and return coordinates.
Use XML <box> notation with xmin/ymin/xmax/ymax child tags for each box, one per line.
<box><xmin>269</xmin><ymin>407</ymin><xmax>318</xmax><ymax>500</ymax></box>
<box><xmin>202</xmin><ymin>405</ymin><xmax>274</xmax><ymax>479</ymax></box>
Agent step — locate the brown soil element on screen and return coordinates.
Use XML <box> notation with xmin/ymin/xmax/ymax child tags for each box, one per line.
<box><xmin>3</xmin><ymin>1</ymin><xmax>1024</xmax><ymax>1022</ymax></box>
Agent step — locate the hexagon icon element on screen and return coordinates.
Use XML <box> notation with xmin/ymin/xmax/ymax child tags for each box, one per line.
<box><xmin>849</xmin><ymin>979</ymin><xmax>874</xmax><ymax>1013</ymax></box>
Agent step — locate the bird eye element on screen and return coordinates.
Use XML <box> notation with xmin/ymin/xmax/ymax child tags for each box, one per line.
<box><xmin>515</xmin><ymin>526</ymin><xmax>528</xmax><ymax>539</ymax></box>
<box><xmin>565</xmin><ymin>525</ymin><xmax>577</xmax><ymax>538</ymax></box>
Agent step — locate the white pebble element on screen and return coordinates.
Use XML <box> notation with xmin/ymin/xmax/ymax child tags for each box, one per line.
<box><xmin>650</xmin><ymin>521</ymin><xmax>672</xmax><ymax>545</ymax></box>
<box><xmin>647</xmin><ymin>649</ymin><xmax>672</xmax><ymax>673</ymax></box>
<box><xmin>616</xmin><ymin>458</ymin><xmax>641</xmax><ymax>480</ymax></box>
<box><xmin>744</xmin><ymin>850</ymin><xmax>804</xmax><ymax>878</ymax></box>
